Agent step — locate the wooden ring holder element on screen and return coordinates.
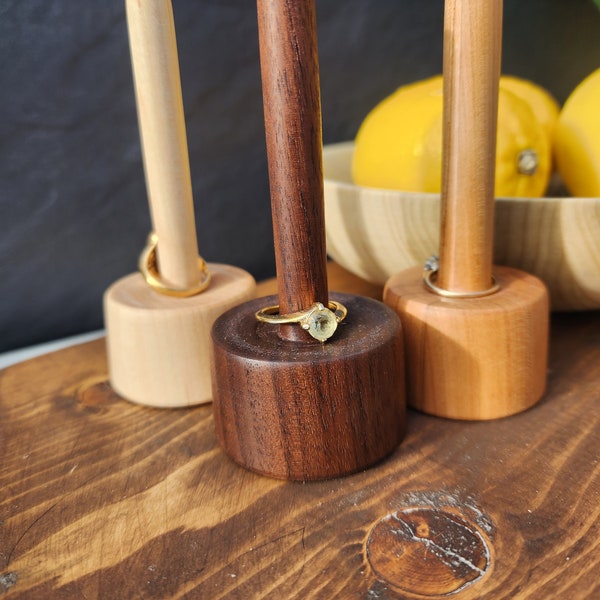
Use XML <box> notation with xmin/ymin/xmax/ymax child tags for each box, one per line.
<box><xmin>210</xmin><ymin>0</ymin><xmax>406</xmax><ymax>481</ymax></box>
<box><xmin>103</xmin><ymin>0</ymin><xmax>255</xmax><ymax>408</ymax></box>
<box><xmin>384</xmin><ymin>0</ymin><xmax>549</xmax><ymax>420</ymax></box>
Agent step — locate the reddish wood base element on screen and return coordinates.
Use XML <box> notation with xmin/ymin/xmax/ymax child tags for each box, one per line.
<box><xmin>384</xmin><ymin>265</ymin><xmax>549</xmax><ymax>420</ymax></box>
<box><xmin>211</xmin><ymin>293</ymin><xmax>406</xmax><ymax>481</ymax></box>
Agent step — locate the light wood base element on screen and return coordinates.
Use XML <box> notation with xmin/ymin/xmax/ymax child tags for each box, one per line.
<box><xmin>384</xmin><ymin>265</ymin><xmax>549</xmax><ymax>420</ymax></box>
<box><xmin>211</xmin><ymin>293</ymin><xmax>406</xmax><ymax>481</ymax></box>
<box><xmin>103</xmin><ymin>264</ymin><xmax>255</xmax><ymax>408</ymax></box>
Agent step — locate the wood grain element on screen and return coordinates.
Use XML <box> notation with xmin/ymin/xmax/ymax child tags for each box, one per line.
<box><xmin>257</xmin><ymin>0</ymin><xmax>328</xmax><ymax>341</ymax></box>
<box><xmin>384</xmin><ymin>265</ymin><xmax>549</xmax><ymax>420</ymax></box>
<box><xmin>126</xmin><ymin>0</ymin><xmax>200</xmax><ymax>288</ymax></box>
<box><xmin>1</xmin><ymin>264</ymin><xmax>599</xmax><ymax>598</ymax></box>
<box><xmin>438</xmin><ymin>0</ymin><xmax>502</xmax><ymax>293</ymax></box>
<box><xmin>211</xmin><ymin>293</ymin><xmax>405</xmax><ymax>481</ymax></box>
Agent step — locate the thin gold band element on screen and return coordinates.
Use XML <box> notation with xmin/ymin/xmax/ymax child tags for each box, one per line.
<box><xmin>423</xmin><ymin>256</ymin><xmax>500</xmax><ymax>299</ymax></box>
<box><xmin>255</xmin><ymin>301</ymin><xmax>347</xmax><ymax>342</ymax></box>
<box><xmin>139</xmin><ymin>232</ymin><xmax>211</xmax><ymax>298</ymax></box>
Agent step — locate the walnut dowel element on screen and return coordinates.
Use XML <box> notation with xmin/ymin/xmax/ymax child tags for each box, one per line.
<box><xmin>210</xmin><ymin>0</ymin><xmax>406</xmax><ymax>478</ymax></box>
<box><xmin>126</xmin><ymin>0</ymin><xmax>200</xmax><ymax>289</ymax></box>
<box><xmin>437</xmin><ymin>0</ymin><xmax>503</xmax><ymax>293</ymax></box>
<box><xmin>257</xmin><ymin>0</ymin><xmax>329</xmax><ymax>337</ymax></box>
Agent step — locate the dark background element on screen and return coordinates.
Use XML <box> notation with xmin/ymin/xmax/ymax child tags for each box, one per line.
<box><xmin>2</xmin><ymin>0</ymin><xmax>600</xmax><ymax>353</ymax></box>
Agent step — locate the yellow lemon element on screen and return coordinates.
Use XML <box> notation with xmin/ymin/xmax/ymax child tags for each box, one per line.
<box><xmin>500</xmin><ymin>75</ymin><xmax>560</xmax><ymax>139</ymax></box>
<box><xmin>352</xmin><ymin>75</ymin><xmax>552</xmax><ymax>197</ymax></box>
<box><xmin>554</xmin><ymin>67</ymin><xmax>600</xmax><ymax>197</ymax></box>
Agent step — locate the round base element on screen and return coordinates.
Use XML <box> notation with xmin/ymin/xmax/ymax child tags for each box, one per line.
<box><xmin>384</xmin><ymin>265</ymin><xmax>549</xmax><ymax>420</ymax></box>
<box><xmin>103</xmin><ymin>263</ymin><xmax>256</xmax><ymax>408</ymax></box>
<box><xmin>211</xmin><ymin>293</ymin><xmax>406</xmax><ymax>481</ymax></box>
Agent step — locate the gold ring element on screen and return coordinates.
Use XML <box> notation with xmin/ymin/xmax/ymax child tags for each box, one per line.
<box><xmin>255</xmin><ymin>301</ymin><xmax>347</xmax><ymax>342</ymax></box>
<box><xmin>139</xmin><ymin>232</ymin><xmax>211</xmax><ymax>297</ymax></box>
<box><xmin>423</xmin><ymin>256</ymin><xmax>500</xmax><ymax>299</ymax></box>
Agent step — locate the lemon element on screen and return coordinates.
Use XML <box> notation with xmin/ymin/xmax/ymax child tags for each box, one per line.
<box><xmin>352</xmin><ymin>75</ymin><xmax>553</xmax><ymax>197</ymax></box>
<box><xmin>554</xmin><ymin>67</ymin><xmax>600</xmax><ymax>197</ymax></box>
<box><xmin>500</xmin><ymin>75</ymin><xmax>560</xmax><ymax>139</ymax></box>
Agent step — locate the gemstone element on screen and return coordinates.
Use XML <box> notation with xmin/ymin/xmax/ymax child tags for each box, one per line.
<box><xmin>301</xmin><ymin>306</ymin><xmax>338</xmax><ymax>342</ymax></box>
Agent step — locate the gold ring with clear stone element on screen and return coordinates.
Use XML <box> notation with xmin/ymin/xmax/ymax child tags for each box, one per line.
<box><xmin>255</xmin><ymin>301</ymin><xmax>347</xmax><ymax>342</ymax></box>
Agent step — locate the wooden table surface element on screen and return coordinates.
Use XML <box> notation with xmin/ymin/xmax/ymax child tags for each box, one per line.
<box><xmin>1</xmin><ymin>264</ymin><xmax>599</xmax><ymax>599</ymax></box>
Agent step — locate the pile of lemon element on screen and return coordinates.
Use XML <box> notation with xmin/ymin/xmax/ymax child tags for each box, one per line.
<box><xmin>352</xmin><ymin>68</ymin><xmax>600</xmax><ymax>198</ymax></box>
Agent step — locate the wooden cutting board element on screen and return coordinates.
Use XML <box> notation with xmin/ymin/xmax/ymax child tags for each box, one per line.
<box><xmin>1</xmin><ymin>263</ymin><xmax>598</xmax><ymax>599</ymax></box>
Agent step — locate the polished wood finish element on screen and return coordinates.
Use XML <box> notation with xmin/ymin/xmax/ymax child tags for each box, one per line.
<box><xmin>1</xmin><ymin>265</ymin><xmax>599</xmax><ymax>598</ymax></box>
<box><xmin>438</xmin><ymin>0</ymin><xmax>502</xmax><ymax>293</ymax></box>
<box><xmin>104</xmin><ymin>265</ymin><xmax>255</xmax><ymax>408</ymax></box>
<box><xmin>257</xmin><ymin>0</ymin><xmax>328</xmax><ymax>339</ymax></box>
<box><xmin>211</xmin><ymin>293</ymin><xmax>405</xmax><ymax>481</ymax></box>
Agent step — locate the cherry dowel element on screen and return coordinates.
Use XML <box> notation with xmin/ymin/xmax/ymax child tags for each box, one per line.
<box><xmin>126</xmin><ymin>0</ymin><xmax>200</xmax><ymax>289</ymax></box>
<box><xmin>257</xmin><ymin>0</ymin><xmax>328</xmax><ymax>337</ymax></box>
<box><xmin>384</xmin><ymin>0</ymin><xmax>548</xmax><ymax>420</ymax></box>
<box><xmin>438</xmin><ymin>0</ymin><xmax>503</xmax><ymax>293</ymax></box>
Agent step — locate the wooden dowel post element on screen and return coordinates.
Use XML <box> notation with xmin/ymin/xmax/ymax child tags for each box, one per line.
<box><xmin>384</xmin><ymin>0</ymin><xmax>549</xmax><ymax>420</ymax></box>
<box><xmin>210</xmin><ymin>0</ymin><xmax>406</xmax><ymax>480</ymax></box>
<box><xmin>438</xmin><ymin>0</ymin><xmax>502</xmax><ymax>293</ymax></box>
<box><xmin>257</xmin><ymin>0</ymin><xmax>328</xmax><ymax>340</ymax></box>
<box><xmin>126</xmin><ymin>0</ymin><xmax>200</xmax><ymax>288</ymax></box>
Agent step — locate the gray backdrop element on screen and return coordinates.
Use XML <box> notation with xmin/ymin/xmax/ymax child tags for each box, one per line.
<box><xmin>2</xmin><ymin>0</ymin><xmax>600</xmax><ymax>353</ymax></box>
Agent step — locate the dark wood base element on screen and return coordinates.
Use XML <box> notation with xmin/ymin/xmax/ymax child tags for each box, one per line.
<box><xmin>210</xmin><ymin>293</ymin><xmax>406</xmax><ymax>481</ymax></box>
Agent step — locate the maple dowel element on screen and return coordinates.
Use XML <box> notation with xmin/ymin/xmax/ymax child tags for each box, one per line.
<box><xmin>257</xmin><ymin>0</ymin><xmax>329</xmax><ymax>320</ymax></box>
<box><xmin>438</xmin><ymin>0</ymin><xmax>503</xmax><ymax>292</ymax></box>
<box><xmin>126</xmin><ymin>0</ymin><xmax>200</xmax><ymax>288</ymax></box>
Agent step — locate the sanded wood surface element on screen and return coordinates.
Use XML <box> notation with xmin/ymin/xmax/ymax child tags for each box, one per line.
<box><xmin>384</xmin><ymin>265</ymin><xmax>549</xmax><ymax>420</ymax></box>
<box><xmin>1</xmin><ymin>264</ymin><xmax>599</xmax><ymax>598</ymax></box>
<box><xmin>104</xmin><ymin>265</ymin><xmax>256</xmax><ymax>408</ymax></box>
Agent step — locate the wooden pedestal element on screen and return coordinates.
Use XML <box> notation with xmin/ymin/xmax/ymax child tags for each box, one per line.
<box><xmin>384</xmin><ymin>265</ymin><xmax>549</xmax><ymax>420</ymax></box>
<box><xmin>211</xmin><ymin>293</ymin><xmax>406</xmax><ymax>481</ymax></box>
<box><xmin>104</xmin><ymin>263</ymin><xmax>255</xmax><ymax>408</ymax></box>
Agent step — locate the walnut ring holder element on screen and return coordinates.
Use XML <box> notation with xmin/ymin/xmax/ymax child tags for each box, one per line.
<box><xmin>384</xmin><ymin>0</ymin><xmax>549</xmax><ymax>420</ymax></box>
<box><xmin>210</xmin><ymin>0</ymin><xmax>406</xmax><ymax>481</ymax></box>
<box><xmin>103</xmin><ymin>0</ymin><xmax>255</xmax><ymax>408</ymax></box>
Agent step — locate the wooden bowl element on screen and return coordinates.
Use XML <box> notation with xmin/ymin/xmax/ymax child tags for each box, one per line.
<box><xmin>323</xmin><ymin>142</ymin><xmax>600</xmax><ymax>311</ymax></box>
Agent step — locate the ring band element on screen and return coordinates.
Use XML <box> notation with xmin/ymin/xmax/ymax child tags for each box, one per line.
<box><xmin>255</xmin><ymin>301</ymin><xmax>347</xmax><ymax>342</ymax></box>
<box><xmin>423</xmin><ymin>255</ymin><xmax>500</xmax><ymax>299</ymax></box>
<box><xmin>139</xmin><ymin>232</ymin><xmax>211</xmax><ymax>297</ymax></box>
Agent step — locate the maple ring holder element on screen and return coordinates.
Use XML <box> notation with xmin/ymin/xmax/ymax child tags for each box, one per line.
<box><xmin>104</xmin><ymin>0</ymin><xmax>255</xmax><ymax>408</ymax></box>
